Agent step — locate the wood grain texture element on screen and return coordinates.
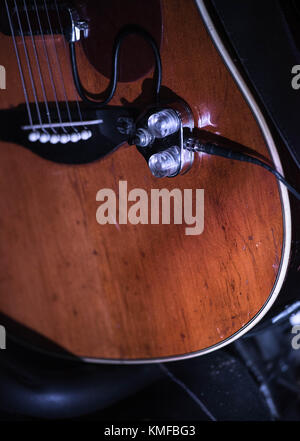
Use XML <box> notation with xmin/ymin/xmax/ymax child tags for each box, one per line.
<box><xmin>0</xmin><ymin>0</ymin><xmax>284</xmax><ymax>360</ymax></box>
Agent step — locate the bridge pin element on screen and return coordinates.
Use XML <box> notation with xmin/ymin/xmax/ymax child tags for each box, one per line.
<box><xmin>28</xmin><ymin>131</ymin><xmax>40</xmax><ymax>142</ymax></box>
<box><xmin>50</xmin><ymin>134</ymin><xmax>60</xmax><ymax>144</ymax></box>
<box><xmin>71</xmin><ymin>133</ymin><xmax>80</xmax><ymax>142</ymax></box>
<box><xmin>80</xmin><ymin>130</ymin><xmax>92</xmax><ymax>141</ymax></box>
<box><xmin>70</xmin><ymin>133</ymin><xmax>81</xmax><ymax>143</ymax></box>
<box><xmin>39</xmin><ymin>132</ymin><xmax>51</xmax><ymax>143</ymax></box>
<box><xmin>60</xmin><ymin>134</ymin><xmax>71</xmax><ymax>144</ymax></box>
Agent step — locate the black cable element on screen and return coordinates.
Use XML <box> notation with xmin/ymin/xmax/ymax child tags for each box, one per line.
<box><xmin>158</xmin><ymin>364</ymin><xmax>217</xmax><ymax>421</ymax></box>
<box><xmin>234</xmin><ymin>340</ymin><xmax>279</xmax><ymax>420</ymax></box>
<box><xmin>70</xmin><ymin>25</ymin><xmax>162</xmax><ymax>108</ymax></box>
<box><xmin>184</xmin><ymin>138</ymin><xmax>300</xmax><ymax>201</ymax></box>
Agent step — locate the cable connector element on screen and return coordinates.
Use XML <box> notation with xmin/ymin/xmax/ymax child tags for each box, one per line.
<box><xmin>183</xmin><ymin>136</ymin><xmax>300</xmax><ymax>201</ymax></box>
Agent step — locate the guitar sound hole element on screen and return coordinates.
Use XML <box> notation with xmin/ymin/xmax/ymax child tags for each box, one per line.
<box><xmin>0</xmin><ymin>0</ymin><xmax>71</xmax><ymax>37</ymax></box>
<box><xmin>77</xmin><ymin>0</ymin><xmax>162</xmax><ymax>83</ymax></box>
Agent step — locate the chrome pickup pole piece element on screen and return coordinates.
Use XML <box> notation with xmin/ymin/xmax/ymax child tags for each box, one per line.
<box><xmin>67</xmin><ymin>8</ymin><xmax>89</xmax><ymax>43</ymax></box>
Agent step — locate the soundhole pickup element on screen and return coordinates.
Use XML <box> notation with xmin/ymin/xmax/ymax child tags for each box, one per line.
<box><xmin>0</xmin><ymin>0</ymin><xmax>77</xmax><ymax>40</ymax></box>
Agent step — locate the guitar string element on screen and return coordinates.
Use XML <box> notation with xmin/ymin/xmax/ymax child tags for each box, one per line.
<box><xmin>13</xmin><ymin>0</ymin><xmax>47</xmax><ymax>134</ymax></box>
<box><xmin>23</xmin><ymin>0</ymin><xmax>56</xmax><ymax>133</ymax></box>
<box><xmin>53</xmin><ymin>0</ymin><xmax>83</xmax><ymax>125</ymax></box>
<box><xmin>159</xmin><ymin>364</ymin><xmax>217</xmax><ymax>421</ymax></box>
<box><xmin>33</xmin><ymin>0</ymin><xmax>67</xmax><ymax>133</ymax></box>
<box><xmin>43</xmin><ymin>0</ymin><xmax>78</xmax><ymax>133</ymax></box>
<box><xmin>4</xmin><ymin>0</ymin><xmax>33</xmax><ymax>127</ymax></box>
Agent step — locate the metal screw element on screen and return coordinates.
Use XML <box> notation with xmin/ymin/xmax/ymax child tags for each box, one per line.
<box><xmin>134</xmin><ymin>128</ymin><xmax>154</xmax><ymax>147</ymax></box>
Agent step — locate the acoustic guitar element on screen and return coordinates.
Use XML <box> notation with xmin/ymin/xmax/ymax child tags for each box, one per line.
<box><xmin>0</xmin><ymin>0</ymin><xmax>293</xmax><ymax>363</ymax></box>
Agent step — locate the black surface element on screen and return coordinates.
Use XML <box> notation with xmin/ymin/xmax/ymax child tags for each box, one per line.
<box><xmin>0</xmin><ymin>336</ymin><xmax>272</xmax><ymax>421</ymax></box>
<box><xmin>210</xmin><ymin>0</ymin><xmax>300</xmax><ymax>169</ymax></box>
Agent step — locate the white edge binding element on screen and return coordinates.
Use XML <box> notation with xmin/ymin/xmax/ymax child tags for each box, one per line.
<box><xmin>79</xmin><ymin>0</ymin><xmax>291</xmax><ymax>365</ymax></box>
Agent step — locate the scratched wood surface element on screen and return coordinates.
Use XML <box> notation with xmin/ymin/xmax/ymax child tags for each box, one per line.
<box><xmin>0</xmin><ymin>0</ymin><xmax>284</xmax><ymax>360</ymax></box>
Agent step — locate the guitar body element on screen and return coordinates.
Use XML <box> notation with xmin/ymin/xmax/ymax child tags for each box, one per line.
<box><xmin>0</xmin><ymin>0</ymin><xmax>291</xmax><ymax>361</ymax></box>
